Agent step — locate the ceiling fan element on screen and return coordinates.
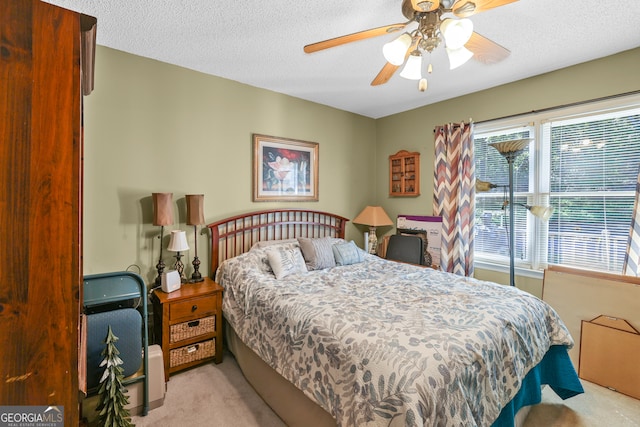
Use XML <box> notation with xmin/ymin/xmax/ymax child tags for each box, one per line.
<box><xmin>304</xmin><ymin>0</ymin><xmax>517</xmax><ymax>92</ymax></box>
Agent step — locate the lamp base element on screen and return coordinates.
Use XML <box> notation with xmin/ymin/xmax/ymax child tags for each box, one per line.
<box><xmin>367</xmin><ymin>226</ymin><xmax>378</xmax><ymax>255</ymax></box>
<box><xmin>155</xmin><ymin>259</ymin><xmax>165</xmax><ymax>286</ymax></box>
<box><xmin>173</xmin><ymin>252</ymin><xmax>187</xmax><ymax>283</ymax></box>
<box><xmin>155</xmin><ymin>225</ymin><xmax>166</xmax><ymax>286</ymax></box>
<box><xmin>189</xmin><ymin>255</ymin><xmax>204</xmax><ymax>283</ymax></box>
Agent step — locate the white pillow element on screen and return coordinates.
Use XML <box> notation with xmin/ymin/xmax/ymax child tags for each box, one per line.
<box><xmin>266</xmin><ymin>245</ymin><xmax>307</xmax><ymax>279</ymax></box>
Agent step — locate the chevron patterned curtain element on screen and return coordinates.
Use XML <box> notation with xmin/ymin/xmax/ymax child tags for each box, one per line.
<box><xmin>433</xmin><ymin>122</ymin><xmax>475</xmax><ymax>276</ymax></box>
<box><xmin>623</xmin><ymin>167</ymin><xmax>640</xmax><ymax>276</ymax></box>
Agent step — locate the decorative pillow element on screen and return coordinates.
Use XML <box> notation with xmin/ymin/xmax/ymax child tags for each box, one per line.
<box><xmin>266</xmin><ymin>245</ymin><xmax>307</xmax><ymax>279</ymax></box>
<box><xmin>250</xmin><ymin>238</ymin><xmax>299</xmax><ymax>251</ymax></box>
<box><xmin>297</xmin><ymin>237</ymin><xmax>337</xmax><ymax>270</ymax></box>
<box><xmin>332</xmin><ymin>241</ymin><xmax>364</xmax><ymax>266</ymax></box>
<box><xmin>250</xmin><ymin>241</ymin><xmax>301</xmax><ymax>275</ymax></box>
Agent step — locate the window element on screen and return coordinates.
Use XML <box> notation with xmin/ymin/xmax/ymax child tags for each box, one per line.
<box><xmin>474</xmin><ymin>94</ymin><xmax>640</xmax><ymax>275</ymax></box>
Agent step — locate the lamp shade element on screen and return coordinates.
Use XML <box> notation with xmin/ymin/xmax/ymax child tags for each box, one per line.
<box><xmin>525</xmin><ymin>205</ymin><xmax>555</xmax><ymax>221</ymax></box>
<box><xmin>489</xmin><ymin>139</ymin><xmax>531</xmax><ymax>156</ymax></box>
<box><xmin>353</xmin><ymin>206</ymin><xmax>393</xmax><ymax>227</ymax></box>
<box><xmin>152</xmin><ymin>192</ymin><xmax>173</xmax><ymax>226</ymax></box>
<box><xmin>446</xmin><ymin>46</ymin><xmax>474</xmax><ymax>70</ymax></box>
<box><xmin>440</xmin><ymin>18</ymin><xmax>473</xmax><ymax>49</ymax></box>
<box><xmin>167</xmin><ymin>230</ymin><xmax>189</xmax><ymax>252</ymax></box>
<box><xmin>476</xmin><ymin>179</ymin><xmax>498</xmax><ymax>192</ymax></box>
<box><xmin>400</xmin><ymin>52</ymin><xmax>423</xmax><ymax>80</ymax></box>
<box><xmin>186</xmin><ymin>194</ymin><xmax>205</xmax><ymax>226</ymax></box>
<box><xmin>383</xmin><ymin>32</ymin><xmax>412</xmax><ymax>66</ymax></box>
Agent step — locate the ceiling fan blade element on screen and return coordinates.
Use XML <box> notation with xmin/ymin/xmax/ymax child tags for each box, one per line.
<box><xmin>371</xmin><ymin>62</ymin><xmax>401</xmax><ymax>86</ymax></box>
<box><xmin>304</xmin><ymin>22</ymin><xmax>408</xmax><ymax>54</ymax></box>
<box><xmin>371</xmin><ymin>37</ymin><xmax>419</xmax><ymax>86</ymax></box>
<box><xmin>410</xmin><ymin>0</ymin><xmax>440</xmax><ymax>12</ymax></box>
<box><xmin>452</xmin><ymin>0</ymin><xmax>518</xmax><ymax>18</ymax></box>
<box><xmin>466</xmin><ymin>32</ymin><xmax>510</xmax><ymax>64</ymax></box>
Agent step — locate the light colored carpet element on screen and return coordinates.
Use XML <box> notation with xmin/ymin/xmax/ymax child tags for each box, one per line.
<box><xmin>131</xmin><ymin>353</ymin><xmax>284</xmax><ymax>427</ymax></box>
<box><xmin>132</xmin><ymin>352</ymin><xmax>640</xmax><ymax>427</ymax></box>
<box><xmin>525</xmin><ymin>381</ymin><xmax>640</xmax><ymax>427</ymax></box>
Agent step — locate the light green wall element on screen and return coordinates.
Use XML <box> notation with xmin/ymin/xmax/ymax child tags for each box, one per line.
<box><xmin>83</xmin><ymin>46</ymin><xmax>377</xmax><ymax>283</ymax></box>
<box><xmin>375</xmin><ymin>47</ymin><xmax>640</xmax><ymax>296</ymax></box>
<box><xmin>84</xmin><ymin>46</ymin><xmax>639</xmax><ymax>291</ymax></box>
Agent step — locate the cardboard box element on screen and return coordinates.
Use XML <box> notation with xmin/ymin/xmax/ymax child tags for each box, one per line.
<box><xmin>542</xmin><ymin>266</ymin><xmax>640</xmax><ymax>368</ymax></box>
<box><xmin>396</xmin><ymin>215</ymin><xmax>442</xmax><ymax>268</ymax></box>
<box><xmin>579</xmin><ymin>315</ymin><xmax>640</xmax><ymax>400</ymax></box>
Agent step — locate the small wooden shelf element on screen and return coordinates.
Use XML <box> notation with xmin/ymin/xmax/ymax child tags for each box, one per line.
<box><xmin>389</xmin><ymin>150</ymin><xmax>420</xmax><ymax>197</ymax></box>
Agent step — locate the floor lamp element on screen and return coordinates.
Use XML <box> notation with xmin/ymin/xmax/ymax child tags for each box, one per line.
<box><xmin>489</xmin><ymin>139</ymin><xmax>531</xmax><ymax>287</ymax></box>
<box><xmin>483</xmin><ymin>139</ymin><xmax>556</xmax><ymax>287</ymax></box>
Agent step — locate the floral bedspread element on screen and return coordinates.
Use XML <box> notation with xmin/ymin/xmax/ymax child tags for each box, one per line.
<box><xmin>216</xmin><ymin>246</ymin><xmax>574</xmax><ymax>427</ymax></box>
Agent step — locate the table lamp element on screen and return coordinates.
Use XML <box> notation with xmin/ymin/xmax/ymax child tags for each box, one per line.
<box><xmin>353</xmin><ymin>206</ymin><xmax>393</xmax><ymax>254</ymax></box>
<box><xmin>152</xmin><ymin>192</ymin><xmax>173</xmax><ymax>286</ymax></box>
<box><xmin>186</xmin><ymin>194</ymin><xmax>205</xmax><ymax>283</ymax></box>
<box><xmin>167</xmin><ymin>230</ymin><xmax>190</xmax><ymax>283</ymax></box>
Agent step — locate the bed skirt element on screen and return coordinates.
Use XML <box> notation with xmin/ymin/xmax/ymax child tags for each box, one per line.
<box><xmin>226</xmin><ymin>322</ymin><xmax>582</xmax><ymax>427</ymax></box>
<box><xmin>226</xmin><ymin>321</ymin><xmax>335</xmax><ymax>426</ymax></box>
<box><xmin>493</xmin><ymin>344</ymin><xmax>584</xmax><ymax>427</ymax></box>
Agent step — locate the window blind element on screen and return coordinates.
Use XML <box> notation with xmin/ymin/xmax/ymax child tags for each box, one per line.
<box><xmin>474</xmin><ymin>99</ymin><xmax>640</xmax><ymax>275</ymax></box>
<box><xmin>545</xmin><ymin>108</ymin><xmax>640</xmax><ymax>273</ymax></box>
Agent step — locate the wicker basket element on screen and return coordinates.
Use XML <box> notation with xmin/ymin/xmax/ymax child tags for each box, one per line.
<box><xmin>170</xmin><ymin>339</ymin><xmax>215</xmax><ymax>368</ymax></box>
<box><xmin>170</xmin><ymin>316</ymin><xmax>215</xmax><ymax>343</ymax></box>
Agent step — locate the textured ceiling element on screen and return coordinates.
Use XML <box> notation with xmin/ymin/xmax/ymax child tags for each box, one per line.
<box><xmin>43</xmin><ymin>0</ymin><xmax>640</xmax><ymax>119</ymax></box>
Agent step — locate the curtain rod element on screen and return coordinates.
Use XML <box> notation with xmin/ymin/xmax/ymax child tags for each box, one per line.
<box><xmin>474</xmin><ymin>90</ymin><xmax>640</xmax><ymax>125</ymax></box>
<box><xmin>433</xmin><ymin>119</ymin><xmax>473</xmax><ymax>132</ymax></box>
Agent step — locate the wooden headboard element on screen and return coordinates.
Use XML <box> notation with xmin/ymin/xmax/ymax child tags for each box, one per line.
<box><xmin>206</xmin><ymin>209</ymin><xmax>349</xmax><ymax>276</ymax></box>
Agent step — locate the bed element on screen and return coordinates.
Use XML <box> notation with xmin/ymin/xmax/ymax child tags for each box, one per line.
<box><xmin>207</xmin><ymin>209</ymin><xmax>583</xmax><ymax>427</ymax></box>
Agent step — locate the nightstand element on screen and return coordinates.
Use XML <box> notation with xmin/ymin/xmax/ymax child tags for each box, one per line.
<box><xmin>151</xmin><ymin>277</ymin><xmax>223</xmax><ymax>380</ymax></box>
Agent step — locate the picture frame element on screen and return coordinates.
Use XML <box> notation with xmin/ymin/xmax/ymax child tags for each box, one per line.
<box><xmin>253</xmin><ymin>134</ymin><xmax>319</xmax><ymax>202</ymax></box>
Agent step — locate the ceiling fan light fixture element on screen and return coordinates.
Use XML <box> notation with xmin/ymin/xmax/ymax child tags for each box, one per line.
<box><xmin>440</xmin><ymin>18</ymin><xmax>474</xmax><ymax>49</ymax></box>
<box><xmin>400</xmin><ymin>51</ymin><xmax>423</xmax><ymax>80</ymax></box>
<box><xmin>303</xmin><ymin>0</ymin><xmax>515</xmax><ymax>93</ymax></box>
<box><xmin>412</xmin><ymin>0</ymin><xmax>434</xmax><ymax>12</ymax></box>
<box><xmin>446</xmin><ymin>46</ymin><xmax>474</xmax><ymax>69</ymax></box>
<box><xmin>453</xmin><ymin>1</ymin><xmax>477</xmax><ymax>16</ymax></box>
<box><xmin>382</xmin><ymin>32</ymin><xmax>412</xmax><ymax>66</ymax></box>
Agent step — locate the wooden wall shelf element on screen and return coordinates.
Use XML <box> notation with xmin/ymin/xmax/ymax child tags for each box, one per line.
<box><xmin>389</xmin><ymin>150</ymin><xmax>420</xmax><ymax>197</ymax></box>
